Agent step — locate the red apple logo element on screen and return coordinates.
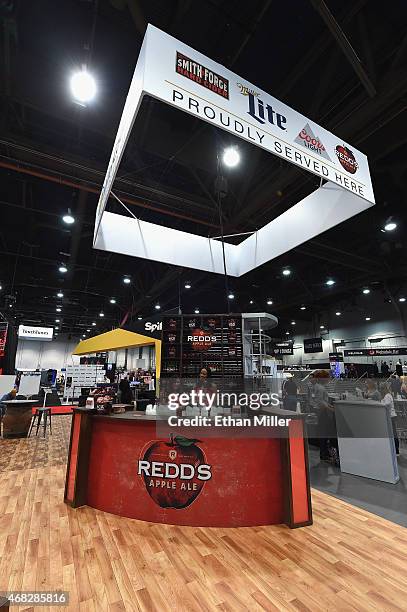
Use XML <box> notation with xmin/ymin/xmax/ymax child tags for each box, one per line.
<box><xmin>138</xmin><ymin>435</ymin><xmax>211</xmax><ymax>509</ymax></box>
<box><xmin>335</xmin><ymin>144</ymin><xmax>358</xmax><ymax>174</ymax></box>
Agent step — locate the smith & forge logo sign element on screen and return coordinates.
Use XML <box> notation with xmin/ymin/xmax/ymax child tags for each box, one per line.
<box><xmin>176</xmin><ymin>51</ymin><xmax>229</xmax><ymax>99</ymax></box>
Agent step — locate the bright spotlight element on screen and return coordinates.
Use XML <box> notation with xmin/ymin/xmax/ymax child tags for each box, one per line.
<box><xmin>222</xmin><ymin>147</ymin><xmax>240</xmax><ymax>168</ymax></box>
<box><xmin>62</xmin><ymin>213</ymin><xmax>75</xmax><ymax>225</ymax></box>
<box><xmin>70</xmin><ymin>69</ymin><xmax>97</xmax><ymax>104</ymax></box>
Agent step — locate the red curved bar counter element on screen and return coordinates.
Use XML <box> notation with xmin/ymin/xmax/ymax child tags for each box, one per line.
<box><xmin>64</xmin><ymin>410</ymin><xmax>312</xmax><ymax>529</ymax></box>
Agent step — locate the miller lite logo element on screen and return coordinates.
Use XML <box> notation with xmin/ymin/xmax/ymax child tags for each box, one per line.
<box><xmin>246</xmin><ymin>92</ymin><xmax>287</xmax><ymax>131</ymax></box>
<box><xmin>236</xmin><ymin>82</ymin><xmax>259</xmax><ymax>97</ymax></box>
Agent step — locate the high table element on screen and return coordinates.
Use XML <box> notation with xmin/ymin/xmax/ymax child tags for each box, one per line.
<box><xmin>1</xmin><ymin>399</ymin><xmax>38</xmax><ymax>438</ymax></box>
<box><xmin>64</xmin><ymin>407</ymin><xmax>313</xmax><ymax>528</ymax></box>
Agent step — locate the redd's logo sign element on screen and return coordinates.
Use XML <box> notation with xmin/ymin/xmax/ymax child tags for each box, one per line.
<box><xmin>335</xmin><ymin>144</ymin><xmax>358</xmax><ymax>174</ymax></box>
<box><xmin>176</xmin><ymin>51</ymin><xmax>229</xmax><ymax>99</ymax></box>
<box><xmin>187</xmin><ymin>328</ymin><xmax>216</xmax><ymax>351</ymax></box>
<box><xmin>138</xmin><ymin>435</ymin><xmax>212</xmax><ymax>509</ymax></box>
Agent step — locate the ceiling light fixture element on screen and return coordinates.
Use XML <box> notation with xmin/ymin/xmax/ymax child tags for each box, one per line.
<box><xmin>362</xmin><ymin>288</ymin><xmax>370</xmax><ymax>294</ymax></box>
<box><xmin>59</xmin><ymin>264</ymin><xmax>68</xmax><ymax>273</ymax></box>
<box><xmin>399</xmin><ymin>297</ymin><xmax>406</xmax><ymax>303</ymax></box>
<box><xmin>267</xmin><ymin>299</ymin><xmax>273</xmax><ymax>305</ymax></box>
<box><xmin>62</xmin><ymin>210</ymin><xmax>75</xmax><ymax>225</ymax></box>
<box><xmin>109</xmin><ymin>298</ymin><xmax>116</xmax><ymax>304</ymax></box>
<box><xmin>55</xmin><ymin>319</ymin><xmax>60</xmax><ymax>323</ymax></box>
<box><xmin>249</xmin><ymin>300</ymin><xmax>254</xmax><ymax>305</ymax></box>
<box><xmin>335</xmin><ymin>311</ymin><xmax>341</xmax><ymax>316</ymax></box>
<box><xmin>123</xmin><ymin>276</ymin><xmax>131</xmax><ymax>284</ymax></box>
<box><xmin>184</xmin><ymin>283</ymin><xmax>191</xmax><ymax>289</ymax></box>
<box><xmin>86</xmin><ymin>329</ymin><xmax>90</xmax><ymax>332</ymax></box>
<box><xmin>291</xmin><ymin>321</ymin><xmax>296</xmax><ymax>325</ymax></box>
<box><xmin>228</xmin><ymin>293</ymin><xmax>235</xmax><ymax>299</ymax></box>
<box><xmin>285</xmin><ymin>331</ymin><xmax>290</xmax><ymax>335</ymax></box>
<box><xmin>92</xmin><ymin>322</ymin><xmax>96</xmax><ymax>326</ymax></box>
<box><xmin>99</xmin><ymin>312</ymin><xmax>104</xmax><ymax>317</ymax></box>
<box><xmin>222</xmin><ymin>146</ymin><xmax>240</xmax><ymax>168</ymax></box>
<box><xmin>365</xmin><ymin>317</ymin><xmax>371</xmax><ymax>321</ymax></box>
<box><xmin>300</xmin><ymin>306</ymin><xmax>306</xmax><ymax>310</ymax></box>
<box><xmin>70</xmin><ymin>69</ymin><xmax>97</xmax><ymax>104</ymax></box>
<box><xmin>320</xmin><ymin>325</ymin><xmax>325</xmax><ymax>329</ymax></box>
<box><xmin>384</xmin><ymin>221</ymin><xmax>397</xmax><ymax>232</ymax></box>
<box><xmin>56</xmin><ymin>307</ymin><xmax>61</xmax><ymax>313</ymax></box>
<box><xmin>194</xmin><ymin>309</ymin><xmax>200</xmax><ymax>314</ymax></box>
<box><xmin>57</xmin><ymin>292</ymin><xmax>64</xmax><ymax>298</ymax></box>
<box><xmin>326</xmin><ymin>279</ymin><xmax>335</xmax><ymax>286</ymax></box>
<box><xmin>155</xmin><ymin>304</ymin><xmax>161</xmax><ymax>310</ymax></box>
<box><xmin>282</xmin><ymin>268</ymin><xmax>291</xmax><ymax>276</ymax></box>
<box><xmin>137</xmin><ymin>316</ymin><xmax>142</xmax><ymax>320</ymax></box>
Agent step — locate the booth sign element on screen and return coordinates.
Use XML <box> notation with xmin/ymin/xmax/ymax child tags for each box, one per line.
<box><xmin>93</xmin><ymin>25</ymin><xmax>375</xmax><ymax>277</ymax></box>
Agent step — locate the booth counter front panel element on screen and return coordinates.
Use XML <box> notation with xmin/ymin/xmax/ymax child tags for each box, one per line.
<box><xmin>64</xmin><ymin>409</ymin><xmax>312</xmax><ymax>529</ymax></box>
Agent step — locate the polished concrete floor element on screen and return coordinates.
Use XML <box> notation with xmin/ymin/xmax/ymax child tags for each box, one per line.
<box><xmin>309</xmin><ymin>443</ymin><xmax>407</xmax><ymax>528</ymax></box>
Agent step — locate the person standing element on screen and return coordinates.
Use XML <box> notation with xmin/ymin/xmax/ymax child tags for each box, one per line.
<box><xmin>380</xmin><ymin>382</ymin><xmax>399</xmax><ymax>455</ymax></box>
<box><xmin>283</xmin><ymin>375</ymin><xmax>298</xmax><ymax>411</ymax></box>
<box><xmin>119</xmin><ymin>376</ymin><xmax>132</xmax><ymax>404</ymax></box>
<box><xmin>396</xmin><ymin>360</ymin><xmax>403</xmax><ymax>377</ymax></box>
<box><xmin>381</xmin><ymin>361</ymin><xmax>390</xmax><ymax>378</ymax></box>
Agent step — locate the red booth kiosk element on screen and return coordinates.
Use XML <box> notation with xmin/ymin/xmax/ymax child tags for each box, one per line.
<box><xmin>64</xmin><ymin>408</ymin><xmax>312</xmax><ymax>529</ymax></box>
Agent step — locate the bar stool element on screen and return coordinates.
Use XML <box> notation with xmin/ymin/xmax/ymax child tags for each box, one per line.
<box><xmin>28</xmin><ymin>407</ymin><xmax>52</xmax><ymax>438</ymax></box>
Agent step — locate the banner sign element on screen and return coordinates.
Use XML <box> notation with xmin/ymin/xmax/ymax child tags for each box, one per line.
<box><xmin>271</xmin><ymin>340</ymin><xmax>294</xmax><ymax>356</ymax></box>
<box><xmin>18</xmin><ymin>325</ymin><xmax>53</xmax><ymax>341</ymax></box>
<box><xmin>126</xmin><ymin>315</ymin><xmax>163</xmax><ymax>339</ymax></box>
<box><xmin>0</xmin><ymin>323</ymin><xmax>8</xmax><ymax>357</ymax></box>
<box><xmin>329</xmin><ymin>352</ymin><xmax>344</xmax><ymax>362</ymax></box>
<box><xmin>344</xmin><ymin>348</ymin><xmax>407</xmax><ymax>357</ymax></box>
<box><xmin>147</xmin><ymin>26</ymin><xmax>374</xmax><ymax>202</ymax></box>
<box><xmin>93</xmin><ymin>25</ymin><xmax>375</xmax><ymax>278</ymax></box>
<box><xmin>304</xmin><ymin>337</ymin><xmax>323</xmax><ymax>353</ymax></box>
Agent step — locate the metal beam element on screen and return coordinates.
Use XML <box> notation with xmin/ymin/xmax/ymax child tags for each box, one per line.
<box><xmin>310</xmin><ymin>0</ymin><xmax>376</xmax><ymax>97</ymax></box>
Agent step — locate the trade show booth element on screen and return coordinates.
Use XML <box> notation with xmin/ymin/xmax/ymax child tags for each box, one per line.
<box><xmin>72</xmin><ymin>328</ymin><xmax>162</xmax><ymax>379</ymax></box>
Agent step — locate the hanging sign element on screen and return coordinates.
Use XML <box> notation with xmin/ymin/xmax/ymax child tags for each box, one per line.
<box><xmin>18</xmin><ymin>325</ymin><xmax>54</xmax><ymax>341</ymax></box>
<box><xmin>304</xmin><ymin>337</ymin><xmax>323</xmax><ymax>353</ymax></box>
<box><xmin>94</xmin><ymin>25</ymin><xmax>375</xmax><ymax>277</ymax></box>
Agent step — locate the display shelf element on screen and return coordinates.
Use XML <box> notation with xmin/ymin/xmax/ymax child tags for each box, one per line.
<box><xmin>161</xmin><ymin>314</ymin><xmax>243</xmax><ymax>379</ymax></box>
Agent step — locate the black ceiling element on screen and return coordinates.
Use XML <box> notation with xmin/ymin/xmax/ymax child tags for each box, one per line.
<box><xmin>1</xmin><ymin>0</ymin><xmax>407</xmax><ymax>341</ymax></box>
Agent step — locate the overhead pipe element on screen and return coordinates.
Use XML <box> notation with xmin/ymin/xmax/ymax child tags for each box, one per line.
<box><xmin>0</xmin><ymin>159</ymin><xmax>219</xmax><ymax>229</ymax></box>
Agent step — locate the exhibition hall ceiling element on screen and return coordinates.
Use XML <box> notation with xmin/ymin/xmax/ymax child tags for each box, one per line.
<box><xmin>1</xmin><ymin>0</ymin><xmax>407</xmax><ymax>339</ymax></box>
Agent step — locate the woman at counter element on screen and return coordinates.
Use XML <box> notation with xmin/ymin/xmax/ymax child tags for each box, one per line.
<box><xmin>380</xmin><ymin>382</ymin><xmax>399</xmax><ymax>455</ymax></box>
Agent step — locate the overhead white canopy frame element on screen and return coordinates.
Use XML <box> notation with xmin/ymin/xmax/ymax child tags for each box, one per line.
<box><xmin>93</xmin><ymin>24</ymin><xmax>375</xmax><ymax>278</ymax></box>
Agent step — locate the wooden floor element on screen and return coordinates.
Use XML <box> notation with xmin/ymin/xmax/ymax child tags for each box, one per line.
<box><xmin>1</xmin><ymin>419</ymin><xmax>407</xmax><ymax>611</ymax></box>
